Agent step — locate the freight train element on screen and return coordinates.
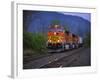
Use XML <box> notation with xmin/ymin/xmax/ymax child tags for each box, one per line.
<box><xmin>47</xmin><ymin>24</ymin><xmax>83</xmax><ymax>51</ymax></box>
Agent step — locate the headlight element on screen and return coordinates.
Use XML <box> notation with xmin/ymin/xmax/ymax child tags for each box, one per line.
<box><xmin>54</xmin><ymin>32</ymin><xmax>56</xmax><ymax>35</ymax></box>
<box><xmin>57</xmin><ymin>40</ymin><xmax>60</xmax><ymax>42</ymax></box>
<box><xmin>48</xmin><ymin>40</ymin><xmax>51</xmax><ymax>42</ymax></box>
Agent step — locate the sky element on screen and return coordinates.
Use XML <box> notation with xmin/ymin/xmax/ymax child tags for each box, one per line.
<box><xmin>60</xmin><ymin>12</ymin><xmax>91</xmax><ymax>21</ymax></box>
<box><xmin>23</xmin><ymin>10</ymin><xmax>90</xmax><ymax>37</ymax></box>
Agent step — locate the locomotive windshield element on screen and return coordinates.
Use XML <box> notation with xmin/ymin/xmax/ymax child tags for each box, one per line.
<box><xmin>48</xmin><ymin>25</ymin><xmax>64</xmax><ymax>32</ymax></box>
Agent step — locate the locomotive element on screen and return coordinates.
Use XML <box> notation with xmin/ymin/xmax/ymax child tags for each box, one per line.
<box><xmin>47</xmin><ymin>24</ymin><xmax>83</xmax><ymax>51</ymax></box>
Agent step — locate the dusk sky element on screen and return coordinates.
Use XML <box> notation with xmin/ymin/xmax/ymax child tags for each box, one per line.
<box><xmin>60</xmin><ymin>12</ymin><xmax>91</xmax><ymax>21</ymax></box>
<box><xmin>23</xmin><ymin>10</ymin><xmax>90</xmax><ymax>38</ymax></box>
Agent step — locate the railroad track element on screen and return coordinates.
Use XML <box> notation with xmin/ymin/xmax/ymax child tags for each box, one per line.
<box><xmin>40</xmin><ymin>47</ymin><xmax>90</xmax><ymax>68</ymax></box>
<box><xmin>40</xmin><ymin>51</ymin><xmax>80</xmax><ymax>68</ymax></box>
<box><xmin>23</xmin><ymin>47</ymin><xmax>85</xmax><ymax>69</ymax></box>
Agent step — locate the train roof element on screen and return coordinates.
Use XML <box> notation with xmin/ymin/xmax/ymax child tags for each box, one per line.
<box><xmin>49</xmin><ymin>28</ymin><xmax>64</xmax><ymax>32</ymax></box>
<box><xmin>72</xmin><ymin>34</ymin><xmax>80</xmax><ymax>38</ymax></box>
<box><xmin>65</xmin><ymin>30</ymin><xmax>70</xmax><ymax>34</ymax></box>
<box><xmin>48</xmin><ymin>25</ymin><xmax>64</xmax><ymax>32</ymax></box>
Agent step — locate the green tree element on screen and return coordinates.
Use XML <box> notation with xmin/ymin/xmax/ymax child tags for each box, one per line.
<box><xmin>63</xmin><ymin>24</ymin><xmax>69</xmax><ymax>31</ymax></box>
<box><xmin>23</xmin><ymin>32</ymin><xmax>34</xmax><ymax>49</ymax></box>
<box><xmin>23</xmin><ymin>32</ymin><xmax>47</xmax><ymax>53</ymax></box>
<box><xmin>84</xmin><ymin>32</ymin><xmax>91</xmax><ymax>47</ymax></box>
<box><xmin>51</xmin><ymin>20</ymin><xmax>60</xmax><ymax>25</ymax></box>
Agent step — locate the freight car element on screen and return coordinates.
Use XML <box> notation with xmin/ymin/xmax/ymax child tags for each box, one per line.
<box><xmin>47</xmin><ymin>24</ymin><xmax>83</xmax><ymax>51</ymax></box>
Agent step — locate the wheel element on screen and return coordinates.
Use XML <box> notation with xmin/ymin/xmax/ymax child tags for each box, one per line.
<box><xmin>65</xmin><ymin>44</ymin><xmax>69</xmax><ymax>50</ymax></box>
<box><xmin>72</xmin><ymin>44</ymin><xmax>75</xmax><ymax>49</ymax></box>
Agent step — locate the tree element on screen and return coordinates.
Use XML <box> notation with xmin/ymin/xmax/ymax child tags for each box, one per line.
<box><xmin>51</xmin><ymin>20</ymin><xmax>60</xmax><ymax>25</ymax></box>
<box><xmin>23</xmin><ymin>32</ymin><xmax>47</xmax><ymax>53</ymax></box>
<box><xmin>63</xmin><ymin>24</ymin><xmax>70</xmax><ymax>31</ymax></box>
<box><xmin>84</xmin><ymin>32</ymin><xmax>91</xmax><ymax>47</ymax></box>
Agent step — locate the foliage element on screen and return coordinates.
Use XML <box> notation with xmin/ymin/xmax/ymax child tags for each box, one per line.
<box><xmin>51</xmin><ymin>20</ymin><xmax>60</xmax><ymax>25</ymax></box>
<box><xmin>23</xmin><ymin>32</ymin><xmax>33</xmax><ymax>49</ymax></box>
<box><xmin>63</xmin><ymin>24</ymin><xmax>69</xmax><ymax>31</ymax></box>
<box><xmin>23</xmin><ymin>32</ymin><xmax>47</xmax><ymax>54</ymax></box>
<box><xmin>84</xmin><ymin>33</ymin><xmax>91</xmax><ymax>47</ymax></box>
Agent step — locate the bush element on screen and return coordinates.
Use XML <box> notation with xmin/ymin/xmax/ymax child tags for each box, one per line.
<box><xmin>84</xmin><ymin>33</ymin><xmax>91</xmax><ymax>48</ymax></box>
<box><xmin>23</xmin><ymin>32</ymin><xmax>33</xmax><ymax>49</ymax></box>
<box><xmin>23</xmin><ymin>32</ymin><xmax>47</xmax><ymax>53</ymax></box>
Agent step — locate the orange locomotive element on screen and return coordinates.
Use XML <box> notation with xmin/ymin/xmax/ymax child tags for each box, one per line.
<box><xmin>47</xmin><ymin>24</ymin><xmax>82</xmax><ymax>51</ymax></box>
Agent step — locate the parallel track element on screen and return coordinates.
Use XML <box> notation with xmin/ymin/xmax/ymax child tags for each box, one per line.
<box><xmin>24</xmin><ymin>47</ymin><xmax>84</xmax><ymax>69</ymax></box>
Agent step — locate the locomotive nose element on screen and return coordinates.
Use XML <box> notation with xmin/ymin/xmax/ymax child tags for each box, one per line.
<box><xmin>54</xmin><ymin>32</ymin><xmax>56</xmax><ymax>35</ymax></box>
